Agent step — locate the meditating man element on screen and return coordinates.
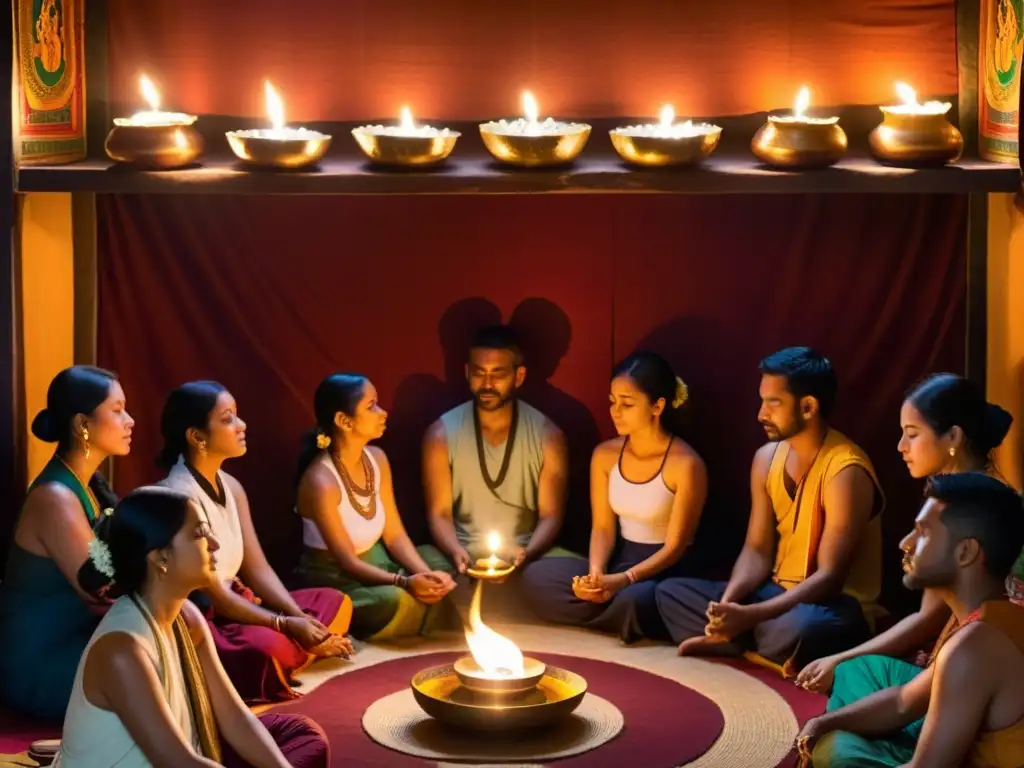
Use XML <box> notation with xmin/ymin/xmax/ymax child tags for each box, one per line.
<box><xmin>655</xmin><ymin>346</ymin><xmax>884</xmax><ymax>674</ymax></box>
<box><xmin>422</xmin><ymin>325</ymin><xmax>572</xmax><ymax>607</ymax></box>
<box><xmin>799</xmin><ymin>472</ymin><xmax>1024</xmax><ymax>768</ymax></box>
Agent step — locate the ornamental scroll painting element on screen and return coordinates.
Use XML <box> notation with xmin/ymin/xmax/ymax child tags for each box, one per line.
<box><xmin>980</xmin><ymin>0</ymin><xmax>1024</xmax><ymax>162</ymax></box>
<box><xmin>14</xmin><ymin>0</ymin><xmax>87</xmax><ymax>165</ymax></box>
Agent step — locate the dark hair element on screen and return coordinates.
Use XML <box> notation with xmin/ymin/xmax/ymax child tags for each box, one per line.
<box><xmin>78</xmin><ymin>486</ymin><xmax>194</xmax><ymax>597</ymax></box>
<box><xmin>906</xmin><ymin>373</ymin><xmax>1013</xmax><ymax>465</ymax></box>
<box><xmin>758</xmin><ymin>346</ymin><xmax>838</xmax><ymax>421</ymax></box>
<box><xmin>925</xmin><ymin>472</ymin><xmax>1024</xmax><ymax>581</ymax></box>
<box><xmin>31</xmin><ymin>365</ymin><xmax>120</xmax><ymax>509</ymax></box>
<box><xmin>611</xmin><ymin>351</ymin><xmax>688</xmax><ymax>437</ymax></box>
<box><xmin>157</xmin><ymin>381</ymin><xmax>228</xmax><ymax>469</ymax></box>
<box><xmin>470</xmin><ymin>325</ymin><xmax>524</xmax><ymax>366</ymax></box>
<box><xmin>32</xmin><ymin>365</ymin><xmax>118</xmax><ymax>449</ymax></box>
<box><xmin>295</xmin><ymin>373</ymin><xmax>368</xmax><ymax>485</ymax></box>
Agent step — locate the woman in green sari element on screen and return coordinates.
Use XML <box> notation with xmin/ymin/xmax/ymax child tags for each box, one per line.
<box><xmin>796</xmin><ymin>373</ymin><xmax>1015</xmax><ymax>767</ymax></box>
<box><xmin>0</xmin><ymin>366</ymin><xmax>134</xmax><ymax>721</ymax></box>
<box><xmin>293</xmin><ymin>373</ymin><xmax>456</xmax><ymax>640</ymax></box>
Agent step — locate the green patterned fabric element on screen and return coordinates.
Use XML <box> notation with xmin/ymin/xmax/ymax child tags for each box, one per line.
<box><xmin>812</xmin><ymin>654</ymin><xmax>923</xmax><ymax>767</ymax></box>
<box><xmin>295</xmin><ymin>542</ymin><xmax>456</xmax><ymax>640</ymax></box>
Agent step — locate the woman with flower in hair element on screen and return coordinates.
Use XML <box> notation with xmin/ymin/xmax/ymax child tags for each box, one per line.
<box><xmin>157</xmin><ymin>382</ymin><xmax>353</xmax><ymax>706</ymax></box>
<box><xmin>58</xmin><ymin>485</ymin><xmax>331</xmax><ymax>767</ymax></box>
<box><xmin>0</xmin><ymin>366</ymin><xmax>132</xmax><ymax>721</ymax></box>
<box><xmin>523</xmin><ymin>352</ymin><xmax>708</xmax><ymax>643</ymax></box>
<box><xmin>293</xmin><ymin>374</ymin><xmax>456</xmax><ymax>640</ymax></box>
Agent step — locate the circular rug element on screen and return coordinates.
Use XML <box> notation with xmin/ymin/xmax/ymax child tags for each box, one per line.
<box><xmin>363</xmin><ymin>688</ymin><xmax>623</xmax><ymax>761</ymax></box>
<box><xmin>276</xmin><ymin>651</ymin><xmax>725</xmax><ymax>766</ymax></box>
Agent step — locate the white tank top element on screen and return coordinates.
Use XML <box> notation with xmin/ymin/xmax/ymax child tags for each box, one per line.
<box><xmin>607</xmin><ymin>439</ymin><xmax>675</xmax><ymax>545</ymax></box>
<box><xmin>54</xmin><ymin>597</ymin><xmax>199</xmax><ymax>768</ymax></box>
<box><xmin>302</xmin><ymin>450</ymin><xmax>386</xmax><ymax>555</ymax></box>
<box><xmin>160</xmin><ymin>458</ymin><xmax>245</xmax><ymax>584</ymax></box>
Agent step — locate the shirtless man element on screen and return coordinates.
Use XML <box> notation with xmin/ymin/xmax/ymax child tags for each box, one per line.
<box><xmin>655</xmin><ymin>347</ymin><xmax>884</xmax><ymax>672</ymax></box>
<box><xmin>800</xmin><ymin>472</ymin><xmax>1024</xmax><ymax>768</ymax></box>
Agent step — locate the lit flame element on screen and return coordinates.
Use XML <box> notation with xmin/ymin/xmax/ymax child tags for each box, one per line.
<box><xmin>659</xmin><ymin>104</ymin><xmax>675</xmax><ymax>127</ymax></box>
<box><xmin>265</xmin><ymin>80</ymin><xmax>285</xmax><ymax>131</ymax></box>
<box><xmin>793</xmin><ymin>87</ymin><xmax>810</xmax><ymax>119</ymax></box>
<box><xmin>465</xmin><ymin>581</ymin><xmax>524</xmax><ymax>677</ymax></box>
<box><xmin>895</xmin><ymin>81</ymin><xmax>917</xmax><ymax>106</ymax></box>
<box><xmin>486</xmin><ymin>531</ymin><xmax>501</xmax><ymax>554</ymax></box>
<box><xmin>400</xmin><ymin>106</ymin><xmax>414</xmax><ymax>130</ymax></box>
<box><xmin>140</xmin><ymin>75</ymin><xmax>160</xmax><ymax>111</ymax></box>
<box><xmin>523</xmin><ymin>91</ymin><xmax>539</xmax><ymax>123</ymax></box>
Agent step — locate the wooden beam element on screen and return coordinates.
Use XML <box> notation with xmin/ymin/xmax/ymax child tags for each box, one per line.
<box><xmin>2</xmin><ymin>0</ymin><xmax>23</xmax><ymax>566</ymax></box>
<box><xmin>956</xmin><ymin>0</ymin><xmax>980</xmax><ymax>158</ymax></box>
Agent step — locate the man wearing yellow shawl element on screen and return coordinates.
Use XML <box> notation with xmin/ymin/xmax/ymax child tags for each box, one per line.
<box><xmin>799</xmin><ymin>473</ymin><xmax>1024</xmax><ymax>768</ymax></box>
<box><xmin>655</xmin><ymin>347</ymin><xmax>884</xmax><ymax>674</ymax></box>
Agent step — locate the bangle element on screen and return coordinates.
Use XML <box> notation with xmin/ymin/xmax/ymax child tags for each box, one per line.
<box><xmin>625</xmin><ymin>568</ymin><xmax>637</xmax><ymax>584</ymax></box>
<box><xmin>393</xmin><ymin>573</ymin><xmax>409</xmax><ymax>589</ymax></box>
<box><xmin>271</xmin><ymin>614</ymin><xmax>282</xmax><ymax>633</ymax></box>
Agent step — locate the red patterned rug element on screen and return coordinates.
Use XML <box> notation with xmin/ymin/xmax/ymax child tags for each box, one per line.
<box><xmin>274</xmin><ymin>652</ymin><xmax>825</xmax><ymax>767</ymax></box>
<box><xmin>0</xmin><ymin>655</ymin><xmax>825</xmax><ymax>766</ymax></box>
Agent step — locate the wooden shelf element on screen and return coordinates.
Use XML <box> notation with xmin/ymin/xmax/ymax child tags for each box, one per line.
<box><xmin>17</xmin><ymin>113</ymin><xmax>1021</xmax><ymax>196</ymax></box>
<box><xmin>16</xmin><ymin>151</ymin><xmax>1020</xmax><ymax>196</ymax></box>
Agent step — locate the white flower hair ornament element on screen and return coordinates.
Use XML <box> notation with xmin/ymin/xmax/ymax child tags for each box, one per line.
<box><xmin>88</xmin><ymin>531</ymin><xmax>115</xmax><ymax>580</ymax></box>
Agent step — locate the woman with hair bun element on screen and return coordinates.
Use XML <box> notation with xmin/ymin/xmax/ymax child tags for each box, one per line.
<box><xmin>57</xmin><ymin>486</ymin><xmax>331</xmax><ymax>767</ymax></box>
<box><xmin>522</xmin><ymin>352</ymin><xmax>708</xmax><ymax>643</ymax></box>
<box><xmin>293</xmin><ymin>373</ymin><xmax>456</xmax><ymax>640</ymax></box>
<box><xmin>0</xmin><ymin>366</ymin><xmax>133</xmax><ymax>720</ymax></box>
<box><xmin>157</xmin><ymin>381</ymin><xmax>353</xmax><ymax>706</ymax></box>
<box><xmin>797</xmin><ymin>373</ymin><xmax>1017</xmax><ymax>702</ymax></box>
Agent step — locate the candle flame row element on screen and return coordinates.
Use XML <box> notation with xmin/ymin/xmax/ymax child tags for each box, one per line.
<box><xmin>134</xmin><ymin>75</ymin><xmax>944</xmax><ymax>131</ymax></box>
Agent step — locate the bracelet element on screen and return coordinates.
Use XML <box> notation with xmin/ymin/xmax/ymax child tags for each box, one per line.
<box><xmin>392</xmin><ymin>572</ymin><xmax>409</xmax><ymax>589</ymax></box>
<box><xmin>625</xmin><ymin>568</ymin><xmax>637</xmax><ymax>584</ymax></box>
<box><xmin>271</xmin><ymin>614</ymin><xmax>283</xmax><ymax>633</ymax></box>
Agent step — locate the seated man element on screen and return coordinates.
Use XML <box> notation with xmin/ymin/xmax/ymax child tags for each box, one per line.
<box><xmin>800</xmin><ymin>472</ymin><xmax>1024</xmax><ymax>768</ymax></box>
<box><xmin>655</xmin><ymin>346</ymin><xmax>884</xmax><ymax>673</ymax></box>
<box><xmin>422</xmin><ymin>325</ymin><xmax>572</xmax><ymax>611</ymax></box>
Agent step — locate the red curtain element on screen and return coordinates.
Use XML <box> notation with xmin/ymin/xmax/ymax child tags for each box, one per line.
<box><xmin>98</xmin><ymin>194</ymin><xmax>965</xmax><ymax>611</ymax></box>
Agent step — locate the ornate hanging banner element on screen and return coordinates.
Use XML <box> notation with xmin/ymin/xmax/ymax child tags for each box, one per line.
<box><xmin>14</xmin><ymin>0</ymin><xmax>87</xmax><ymax>165</ymax></box>
<box><xmin>980</xmin><ymin>0</ymin><xmax>1024</xmax><ymax>163</ymax></box>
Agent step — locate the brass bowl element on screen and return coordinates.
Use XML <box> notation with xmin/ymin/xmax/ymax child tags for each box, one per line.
<box><xmin>411</xmin><ymin>662</ymin><xmax>587</xmax><ymax>731</ymax></box>
<box><xmin>453</xmin><ymin>655</ymin><xmax>547</xmax><ymax>694</ymax></box>
<box><xmin>751</xmin><ymin>117</ymin><xmax>848</xmax><ymax>169</ymax></box>
<box><xmin>465</xmin><ymin>563</ymin><xmax>516</xmax><ymax>582</ymax></box>
<box><xmin>351</xmin><ymin>128</ymin><xmax>460</xmax><ymax>167</ymax></box>
<box><xmin>609</xmin><ymin>126</ymin><xmax>722</xmax><ymax>167</ymax></box>
<box><xmin>225</xmin><ymin>130</ymin><xmax>332</xmax><ymax>169</ymax></box>
<box><xmin>104</xmin><ymin>124</ymin><xmax>204</xmax><ymax>169</ymax></box>
<box><xmin>479</xmin><ymin>123</ymin><xmax>591</xmax><ymax>167</ymax></box>
<box><xmin>868</xmin><ymin>110</ymin><xmax>963</xmax><ymax>166</ymax></box>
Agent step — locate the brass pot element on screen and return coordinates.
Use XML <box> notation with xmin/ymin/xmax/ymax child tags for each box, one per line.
<box><xmin>868</xmin><ymin>110</ymin><xmax>963</xmax><ymax>166</ymax></box>
<box><xmin>479</xmin><ymin>123</ymin><xmax>591</xmax><ymax>167</ymax></box>
<box><xmin>225</xmin><ymin>131</ymin><xmax>332</xmax><ymax>169</ymax></box>
<box><xmin>609</xmin><ymin>126</ymin><xmax>722</xmax><ymax>167</ymax></box>
<box><xmin>751</xmin><ymin>117</ymin><xmax>847</xmax><ymax>169</ymax></box>
<box><xmin>453</xmin><ymin>656</ymin><xmax>547</xmax><ymax>694</ymax></box>
<box><xmin>351</xmin><ymin>128</ymin><xmax>460</xmax><ymax>167</ymax></box>
<box><xmin>104</xmin><ymin>124</ymin><xmax>204</xmax><ymax>169</ymax></box>
<box><xmin>411</xmin><ymin>662</ymin><xmax>587</xmax><ymax>731</ymax></box>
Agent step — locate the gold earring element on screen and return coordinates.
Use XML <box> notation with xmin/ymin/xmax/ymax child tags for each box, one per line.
<box><xmin>158</xmin><ymin>560</ymin><xmax>168</xmax><ymax>577</ymax></box>
<box><xmin>949</xmin><ymin>447</ymin><xmax>956</xmax><ymax>457</ymax></box>
<box><xmin>198</xmin><ymin>441</ymin><xmax>207</xmax><ymax>456</ymax></box>
<box><xmin>82</xmin><ymin>427</ymin><xmax>90</xmax><ymax>460</ymax></box>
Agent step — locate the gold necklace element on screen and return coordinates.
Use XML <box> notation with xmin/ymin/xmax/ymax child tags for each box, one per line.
<box><xmin>330</xmin><ymin>450</ymin><xmax>377</xmax><ymax>520</ymax></box>
<box><xmin>56</xmin><ymin>455</ymin><xmax>102</xmax><ymax>522</ymax></box>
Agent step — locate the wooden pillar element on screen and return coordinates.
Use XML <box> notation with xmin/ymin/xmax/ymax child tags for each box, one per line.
<box><xmin>986</xmin><ymin>193</ymin><xmax>1024</xmax><ymax>491</ymax></box>
<box><xmin>2</xmin><ymin>0</ymin><xmax>22</xmax><ymax>565</ymax></box>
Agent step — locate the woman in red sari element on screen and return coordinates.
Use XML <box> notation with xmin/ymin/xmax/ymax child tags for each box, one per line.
<box><xmin>158</xmin><ymin>381</ymin><xmax>353</xmax><ymax>704</ymax></box>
